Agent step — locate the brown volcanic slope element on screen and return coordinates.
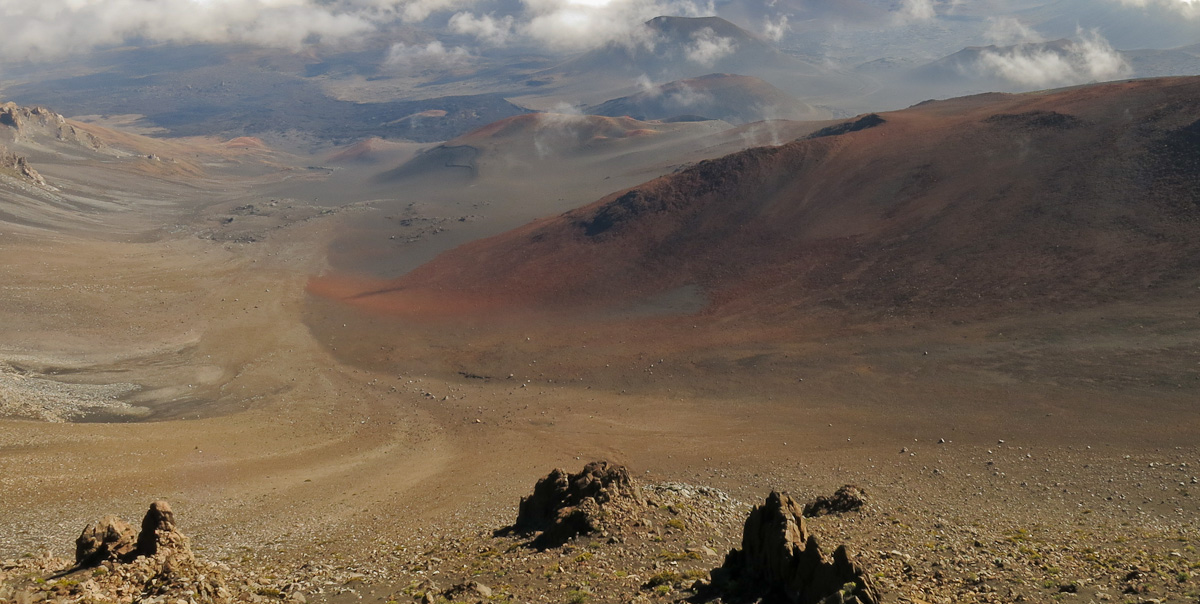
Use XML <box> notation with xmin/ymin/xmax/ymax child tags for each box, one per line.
<box><xmin>0</xmin><ymin>102</ymin><xmax>287</xmax><ymax>232</ymax></box>
<box><xmin>313</xmin><ymin>77</ymin><xmax>1200</xmax><ymax>322</ymax></box>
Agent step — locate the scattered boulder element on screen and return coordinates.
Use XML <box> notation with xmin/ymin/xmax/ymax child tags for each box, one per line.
<box><xmin>444</xmin><ymin>580</ymin><xmax>493</xmax><ymax>601</ymax></box>
<box><xmin>803</xmin><ymin>485</ymin><xmax>867</xmax><ymax>517</ymax></box>
<box><xmin>705</xmin><ymin>491</ymin><xmax>880</xmax><ymax>604</ymax></box>
<box><xmin>508</xmin><ymin>460</ymin><xmax>643</xmax><ymax>549</ymax></box>
<box><xmin>75</xmin><ymin>515</ymin><xmax>138</xmax><ymax>567</ymax></box>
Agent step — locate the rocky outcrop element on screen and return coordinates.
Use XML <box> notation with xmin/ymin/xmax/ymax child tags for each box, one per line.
<box><xmin>0</xmin><ymin>150</ymin><xmax>48</xmax><ymax>186</ymax></box>
<box><xmin>803</xmin><ymin>485</ymin><xmax>867</xmax><ymax>517</ymax></box>
<box><xmin>707</xmin><ymin>491</ymin><xmax>880</xmax><ymax>604</ymax></box>
<box><xmin>65</xmin><ymin>501</ymin><xmax>231</xmax><ymax>602</ymax></box>
<box><xmin>136</xmin><ymin>499</ymin><xmax>179</xmax><ymax>558</ymax></box>
<box><xmin>74</xmin><ymin>500</ymin><xmax>184</xmax><ymax>568</ymax></box>
<box><xmin>0</xmin><ymin>101</ymin><xmax>105</xmax><ymax>150</ymax></box>
<box><xmin>806</xmin><ymin>113</ymin><xmax>885</xmax><ymax>139</ymax></box>
<box><xmin>1</xmin><ymin>102</ymin><xmax>63</xmax><ymax>139</ymax></box>
<box><xmin>508</xmin><ymin>460</ymin><xmax>644</xmax><ymax>549</ymax></box>
<box><xmin>75</xmin><ymin>515</ymin><xmax>138</xmax><ymax>567</ymax></box>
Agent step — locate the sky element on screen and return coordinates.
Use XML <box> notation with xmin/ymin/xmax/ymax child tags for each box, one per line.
<box><xmin>0</xmin><ymin>0</ymin><xmax>1197</xmax><ymax>68</ymax></box>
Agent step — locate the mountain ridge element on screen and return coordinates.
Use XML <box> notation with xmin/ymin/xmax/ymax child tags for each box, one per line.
<box><xmin>312</xmin><ymin>77</ymin><xmax>1200</xmax><ymax>322</ymax></box>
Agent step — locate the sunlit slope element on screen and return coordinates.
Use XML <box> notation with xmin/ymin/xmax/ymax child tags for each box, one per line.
<box><xmin>314</xmin><ymin>77</ymin><xmax>1200</xmax><ymax>320</ymax></box>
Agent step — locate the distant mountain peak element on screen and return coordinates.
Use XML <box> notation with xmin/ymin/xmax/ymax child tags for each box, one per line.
<box><xmin>643</xmin><ymin>15</ymin><xmax>763</xmax><ymax>43</ymax></box>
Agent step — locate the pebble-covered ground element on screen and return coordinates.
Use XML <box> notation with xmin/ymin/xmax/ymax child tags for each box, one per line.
<box><xmin>4</xmin><ymin>444</ymin><xmax>1199</xmax><ymax>604</ymax></box>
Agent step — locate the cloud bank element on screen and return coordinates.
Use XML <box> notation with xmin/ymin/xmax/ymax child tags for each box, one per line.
<box><xmin>0</xmin><ymin>0</ymin><xmax>383</xmax><ymax>60</ymax></box>
<box><xmin>0</xmin><ymin>0</ymin><xmax>725</xmax><ymax>61</ymax></box>
<box><xmin>4</xmin><ymin>0</ymin><xmax>1194</xmax><ymax>66</ymax></box>
<box><xmin>517</xmin><ymin>0</ymin><xmax>715</xmax><ymax>52</ymax></box>
<box><xmin>448</xmin><ymin>12</ymin><xmax>515</xmax><ymax>46</ymax></box>
<box><xmin>684</xmin><ymin>28</ymin><xmax>737</xmax><ymax>66</ymax></box>
<box><xmin>383</xmin><ymin>40</ymin><xmax>473</xmax><ymax>71</ymax></box>
<box><xmin>761</xmin><ymin>14</ymin><xmax>789</xmax><ymax>42</ymax></box>
<box><xmin>975</xmin><ymin>30</ymin><xmax>1132</xmax><ymax>88</ymax></box>
<box><xmin>1110</xmin><ymin>0</ymin><xmax>1200</xmax><ymax>17</ymax></box>
<box><xmin>894</xmin><ymin>0</ymin><xmax>937</xmax><ymax>23</ymax></box>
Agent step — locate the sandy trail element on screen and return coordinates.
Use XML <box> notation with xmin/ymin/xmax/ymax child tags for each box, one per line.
<box><xmin>0</xmin><ymin>212</ymin><xmax>459</xmax><ymax>560</ymax></box>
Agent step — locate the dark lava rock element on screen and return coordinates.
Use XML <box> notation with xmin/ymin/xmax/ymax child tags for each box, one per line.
<box><xmin>75</xmin><ymin>515</ymin><xmax>138</xmax><ymax>567</ymax></box>
<box><xmin>806</xmin><ymin>114</ymin><xmax>885</xmax><ymax>139</ymax></box>
<box><xmin>579</xmin><ymin>189</ymin><xmax>667</xmax><ymax>237</ymax></box>
<box><xmin>705</xmin><ymin>491</ymin><xmax>880</xmax><ymax>604</ymax></box>
<box><xmin>983</xmin><ymin>110</ymin><xmax>1084</xmax><ymax>130</ymax></box>
<box><xmin>508</xmin><ymin>460</ymin><xmax>642</xmax><ymax>549</ymax></box>
<box><xmin>803</xmin><ymin>485</ymin><xmax>867</xmax><ymax>517</ymax></box>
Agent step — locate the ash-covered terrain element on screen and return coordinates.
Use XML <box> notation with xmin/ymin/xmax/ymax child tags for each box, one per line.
<box><xmin>2</xmin><ymin>1</ymin><xmax>1200</xmax><ymax>603</ymax></box>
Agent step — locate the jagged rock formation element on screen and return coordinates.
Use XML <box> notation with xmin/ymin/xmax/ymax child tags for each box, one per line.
<box><xmin>509</xmin><ymin>460</ymin><xmax>644</xmax><ymax>549</ymax></box>
<box><xmin>135</xmin><ymin>499</ymin><xmax>178</xmax><ymax>558</ymax></box>
<box><xmin>0</xmin><ymin>101</ymin><xmax>105</xmax><ymax>150</ymax></box>
<box><xmin>65</xmin><ymin>501</ymin><xmax>232</xmax><ymax>603</ymax></box>
<box><xmin>75</xmin><ymin>501</ymin><xmax>183</xmax><ymax>567</ymax></box>
<box><xmin>75</xmin><ymin>515</ymin><xmax>138</xmax><ymax>567</ymax></box>
<box><xmin>707</xmin><ymin>491</ymin><xmax>880</xmax><ymax>604</ymax></box>
<box><xmin>803</xmin><ymin>485</ymin><xmax>867</xmax><ymax>518</ymax></box>
<box><xmin>0</xmin><ymin>149</ymin><xmax>48</xmax><ymax>186</ymax></box>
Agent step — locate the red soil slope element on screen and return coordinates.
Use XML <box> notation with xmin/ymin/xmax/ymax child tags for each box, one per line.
<box><xmin>311</xmin><ymin>77</ymin><xmax>1200</xmax><ymax>322</ymax></box>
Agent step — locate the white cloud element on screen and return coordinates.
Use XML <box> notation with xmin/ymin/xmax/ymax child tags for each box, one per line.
<box><xmin>519</xmin><ymin>0</ymin><xmax>714</xmax><ymax>52</ymax></box>
<box><xmin>448</xmin><ymin>12</ymin><xmax>515</xmax><ymax>45</ymax></box>
<box><xmin>762</xmin><ymin>14</ymin><xmax>789</xmax><ymax>42</ymax></box>
<box><xmin>0</xmin><ymin>0</ymin><xmax>378</xmax><ymax>60</ymax></box>
<box><xmin>894</xmin><ymin>0</ymin><xmax>937</xmax><ymax>23</ymax></box>
<box><xmin>664</xmin><ymin>82</ymin><xmax>712</xmax><ymax>108</ymax></box>
<box><xmin>635</xmin><ymin>74</ymin><xmax>662</xmax><ymax>96</ymax></box>
<box><xmin>532</xmin><ymin>108</ymin><xmax>591</xmax><ymax>157</ymax></box>
<box><xmin>0</xmin><ymin>0</ymin><xmax>726</xmax><ymax>61</ymax></box>
<box><xmin>1110</xmin><ymin>0</ymin><xmax>1200</xmax><ymax>17</ymax></box>
<box><xmin>975</xmin><ymin>29</ymin><xmax>1132</xmax><ymax>88</ymax></box>
<box><xmin>383</xmin><ymin>40</ymin><xmax>473</xmax><ymax>70</ymax></box>
<box><xmin>396</xmin><ymin>0</ymin><xmax>475</xmax><ymax>23</ymax></box>
<box><xmin>684</xmin><ymin>27</ymin><xmax>736</xmax><ymax>66</ymax></box>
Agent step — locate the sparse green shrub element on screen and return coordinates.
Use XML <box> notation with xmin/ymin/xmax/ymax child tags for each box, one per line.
<box><xmin>645</xmin><ymin>571</ymin><xmax>681</xmax><ymax>588</ymax></box>
<box><xmin>658</xmin><ymin>549</ymin><xmax>701</xmax><ymax>562</ymax></box>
